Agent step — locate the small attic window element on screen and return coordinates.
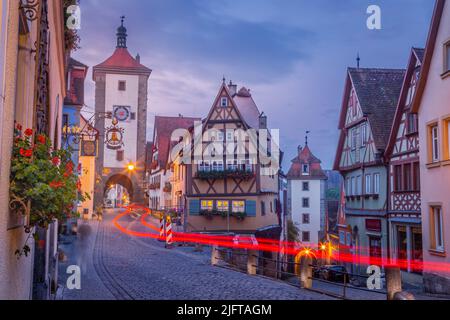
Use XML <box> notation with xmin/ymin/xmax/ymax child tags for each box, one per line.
<box><xmin>302</xmin><ymin>164</ymin><xmax>310</xmax><ymax>175</ymax></box>
<box><xmin>221</xmin><ymin>97</ymin><xmax>228</xmax><ymax>107</ymax></box>
<box><xmin>118</xmin><ymin>81</ymin><xmax>126</xmax><ymax>91</ymax></box>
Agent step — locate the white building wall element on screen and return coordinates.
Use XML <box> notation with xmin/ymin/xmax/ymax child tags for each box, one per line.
<box><xmin>103</xmin><ymin>73</ymin><xmax>139</xmax><ymax>168</ymax></box>
<box><xmin>289</xmin><ymin>179</ymin><xmax>322</xmax><ymax>247</ymax></box>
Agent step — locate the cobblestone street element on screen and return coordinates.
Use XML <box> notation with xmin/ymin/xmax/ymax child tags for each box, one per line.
<box><xmin>57</xmin><ymin>209</ymin><xmax>333</xmax><ymax>300</ymax></box>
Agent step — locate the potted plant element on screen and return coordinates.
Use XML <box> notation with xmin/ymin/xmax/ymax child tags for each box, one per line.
<box><xmin>10</xmin><ymin>125</ymin><xmax>90</xmax><ymax>258</ymax></box>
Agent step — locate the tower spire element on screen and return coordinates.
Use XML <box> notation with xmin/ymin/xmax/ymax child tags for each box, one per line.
<box><xmin>116</xmin><ymin>16</ymin><xmax>127</xmax><ymax>48</ymax></box>
<box><xmin>305</xmin><ymin>131</ymin><xmax>310</xmax><ymax>146</ymax></box>
<box><xmin>357</xmin><ymin>52</ymin><xmax>361</xmax><ymax>69</ymax></box>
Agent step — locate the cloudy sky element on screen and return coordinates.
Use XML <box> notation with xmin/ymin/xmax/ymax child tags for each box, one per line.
<box><xmin>74</xmin><ymin>0</ymin><xmax>435</xmax><ymax>170</ymax></box>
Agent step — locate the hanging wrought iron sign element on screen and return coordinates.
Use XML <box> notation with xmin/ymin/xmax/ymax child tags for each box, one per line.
<box><xmin>105</xmin><ymin>117</ymin><xmax>125</xmax><ymax>150</ymax></box>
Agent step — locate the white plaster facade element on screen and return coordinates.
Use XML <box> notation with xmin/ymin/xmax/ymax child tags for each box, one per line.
<box><xmin>288</xmin><ymin>179</ymin><xmax>324</xmax><ymax>247</ymax></box>
<box><xmin>103</xmin><ymin>73</ymin><xmax>139</xmax><ymax>168</ymax></box>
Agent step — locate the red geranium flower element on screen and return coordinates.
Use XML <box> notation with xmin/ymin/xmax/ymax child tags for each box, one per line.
<box><xmin>16</xmin><ymin>124</ymin><xmax>22</xmax><ymax>131</ymax></box>
<box><xmin>20</xmin><ymin>148</ymin><xmax>33</xmax><ymax>158</ymax></box>
<box><xmin>24</xmin><ymin>129</ymin><xmax>33</xmax><ymax>137</ymax></box>
<box><xmin>37</xmin><ymin>135</ymin><xmax>46</xmax><ymax>144</ymax></box>
<box><xmin>52</xmin><ymin>157</ymin><xmax>60</xmax><ymax>166</ymax></box>
<box><xmin>50</xmin><ymin>181</ymin><xmax>64</xmax><ymax>189</ymax></box>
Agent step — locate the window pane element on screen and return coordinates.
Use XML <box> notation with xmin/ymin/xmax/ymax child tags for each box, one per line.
<box><xmin>447</xmin><ymin>44</ymin><xmax>450</xmax><ymax>72</ymax></box>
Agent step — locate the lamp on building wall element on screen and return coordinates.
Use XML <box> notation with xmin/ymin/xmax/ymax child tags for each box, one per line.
<box><xmin>127</xmin><ymin>163</ymin><xmax>136</xmax><ymax>172</ymax></box>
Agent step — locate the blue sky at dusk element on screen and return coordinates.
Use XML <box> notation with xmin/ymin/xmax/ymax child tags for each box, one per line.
<box><xmin>74</xmin><ymin>0</ymin><xmax>435</xmax><ymax>170</ymax></box>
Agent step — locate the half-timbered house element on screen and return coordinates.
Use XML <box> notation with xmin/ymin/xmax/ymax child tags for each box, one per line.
<box><xmin>184</xmin><ymin>81</ymin><xmax>280</xmax><ymax>233</ymax></box>
<box><xmin>334</xmin><ymin>68</ymin><xmax>405</xmax><ymax>276</ymax></box>
<box><xmin>149</xmin><ymin>116</ymin><xmax>200</xmax><ymax>211</ymax></box>
<box><xmin>385</xmin><ymin>48</ymin><xmax>424</xmax><ymax>274</ymax></box>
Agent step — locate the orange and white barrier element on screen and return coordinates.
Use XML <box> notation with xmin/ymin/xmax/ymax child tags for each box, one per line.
<box><xmin>159</xmin><ymin>216</ymin><xmax>165</xmax><ymax>241</ymax></box>
<box><xmin>165</xmin><ymin>216</ymin><xmax>173</xmax><ymax>248</ymax></box>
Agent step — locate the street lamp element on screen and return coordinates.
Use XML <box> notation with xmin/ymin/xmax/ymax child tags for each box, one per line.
<box><xmin>127</xmin><ymin>163</ymin><xmax>135</xmax><ymax>172</ymax></box>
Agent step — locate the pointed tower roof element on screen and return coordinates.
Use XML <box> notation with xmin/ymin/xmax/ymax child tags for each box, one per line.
<box><xmin>287</xmin><ymin>145</ymin><xmax>327</xmax><ymax>180</ymax></box>
<box><xmin>93</xmin><ymin>17</ymin><xmax>152</xmax><ymax>77</ymax></box>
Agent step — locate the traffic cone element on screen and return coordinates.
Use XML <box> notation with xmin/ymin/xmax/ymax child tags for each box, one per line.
<box><xmin>159</xmin><ymin>215</ymin><xmax>165</xmax><ymax>242</ymax></box>
<box><xmin>165</xmin><ymin>216</ymin><xmax>173</xmax><ymax>248</ymax></box>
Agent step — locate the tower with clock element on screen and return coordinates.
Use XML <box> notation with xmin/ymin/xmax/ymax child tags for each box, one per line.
<box><xmin>92</xmin><ymin>17</ymin><xmax>152</xmax><ymax>206</ymax></box>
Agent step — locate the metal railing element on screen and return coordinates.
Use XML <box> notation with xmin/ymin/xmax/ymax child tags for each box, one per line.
<box><xmin>210</xmin><ymin>246</ymin><xmax>390</xmax><ymax>300</ymax></box>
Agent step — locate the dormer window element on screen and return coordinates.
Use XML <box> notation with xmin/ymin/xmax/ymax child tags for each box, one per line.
<box><xmin>221</xmin><ymin>97</ymin><xmax>228</xmax><ymax>107</ymax></box>
<box><xmin>118</xmin><ymin>80</ymin><xmax>126</xmax><ymax>91</ymax></box>
<box><xmin>302</xmin><ymin>164</ymin><xmax>309</xmax><ymax>175</ymax></box>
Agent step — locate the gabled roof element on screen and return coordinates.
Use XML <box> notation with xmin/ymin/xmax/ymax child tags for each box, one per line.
<box><xmin>348</xmin><ymin>68</ymin><xmax>405</xmax><ymax>149</ymax></box>
<box><xmin>385</xmin><ymin>48</ymin><xmax>425</xmax><ymax>158</ymax></box>
<box><xmin>412</xmin><ymin>47</ymin><xmax>425</xmax><ymax>63</ymax></box>
<box><xmin>203</xmin><ymin>82</ymin><xmax>251</xmax><ymax>130</ymax></box>
<box><xmin>411</xmin><ymin>0</ymin><xmax>447</xmax><ymax>113</ymax></box>
<box><xmin>69</xmin><ymin>57</ymin><xmax>88</xmax><ymax>70</ymax></box>
<box><xmin>287</xmin><ymin>145</ymin><xmax>327</xmax><ymax>180</ymax></box>
<box><xmin>334</xmin><ymin>67</ymin><xmax>405</xmax><ymax>170</ymax></box>
<box><xmin>151</xmin><ymin>116</ymin><xmax>201</xmax><ymax>170</ymax></box>
<box><xmin>232</xmin><ymin>87</ymin><xmax>261</xmax><ymax>129</ymax></box>
<box><xmin>93</xmin><ymin>48</ymin><xmax>152</xmax><ymax>77</ymax></box>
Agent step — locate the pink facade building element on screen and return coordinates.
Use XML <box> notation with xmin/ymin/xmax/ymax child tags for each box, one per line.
<box><xmin>412</xmin><ymin>0</ymin><xmax>450</xmax><ymax>294</ymax></box>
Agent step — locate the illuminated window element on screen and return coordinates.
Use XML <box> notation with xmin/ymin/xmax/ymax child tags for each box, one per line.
<box><xmin>201</xmin><ymin>200</ymin><xmax>213</xmax><ymax>211</ymax></box>
<box><xmin>216</xmin><ymin>201</ymin><xmax>229</xmax><ymax>212</ymax></box>
<box><xmin>232</xmin><ymin>201</ymin><xmax>245</xmax><ymax>213</ymax></box>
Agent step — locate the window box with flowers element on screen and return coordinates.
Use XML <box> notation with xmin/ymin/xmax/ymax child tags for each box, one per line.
<box><xmin>9</xmin><ymin>125</ymin><xmax>90</xmax><ymax>258</ymax></box>
<box><xmin>196</xmin><ymin>170</ymin><xmax>255</xmax><ymax>181</ymax></box>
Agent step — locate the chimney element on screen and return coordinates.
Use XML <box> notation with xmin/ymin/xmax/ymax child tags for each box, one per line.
<box><xmin>228</xmin><ymin>80</ymin><xmax>237</xmax><ymax>97</ymax></box>
<box><xmin>136</xmin><ymin>53</ymin><xmax>140</xmax><ymax>63</ymax></box>
<box><xmin>259</xmin><ymin>112</ymin><xmax>267</xmax><ymax>129</ymax></box>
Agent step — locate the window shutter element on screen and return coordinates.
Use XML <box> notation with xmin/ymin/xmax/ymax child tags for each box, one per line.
<box><xmin>189</xmin><ymin>200</ymin><xmax>200</xmax><ymax>216</ymax></box>
<box><xmin>245</xmin><ymin>201</ymin><xmax>257</xmax><ymax>217</ymax></box>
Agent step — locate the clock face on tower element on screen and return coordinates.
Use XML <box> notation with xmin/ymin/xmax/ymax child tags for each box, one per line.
<box><xmin>113</xmin><ymin>106</ymin><xmax>131</xmax><ymax>121</ymax></box>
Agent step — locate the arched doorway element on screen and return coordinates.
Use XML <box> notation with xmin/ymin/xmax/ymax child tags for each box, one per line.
<box><xmin>103</xmin><ymin>174</ymin><xmax>134</xmax><ymax>208</ymax></box>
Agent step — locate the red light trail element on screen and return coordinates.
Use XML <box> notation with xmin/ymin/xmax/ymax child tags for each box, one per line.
<box><xmin>112</xmin><ymin>205</ymin><xmax>450</xmax><ymax>275</ymax></box>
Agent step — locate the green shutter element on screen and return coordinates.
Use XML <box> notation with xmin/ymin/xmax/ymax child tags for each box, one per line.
<box><xmin>189</xmin><ymin>200</ymin><xmax>200</xmax><ymax>215</ymax></box>
<box><xmin>245</xmin><ymin>200</ymin><xmax>257</xmax><ymax>217</ymax></box>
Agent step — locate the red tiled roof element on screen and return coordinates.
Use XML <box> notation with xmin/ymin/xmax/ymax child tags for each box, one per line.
<box><xmin>287</xmin><ymin>145</ymin><xmax>327</xmax><ymax>180</ymax></box>
<box><xmin>93</xmin><ymin>48</ymin><xmax>151</xmax><ymax>75</ymax></box>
